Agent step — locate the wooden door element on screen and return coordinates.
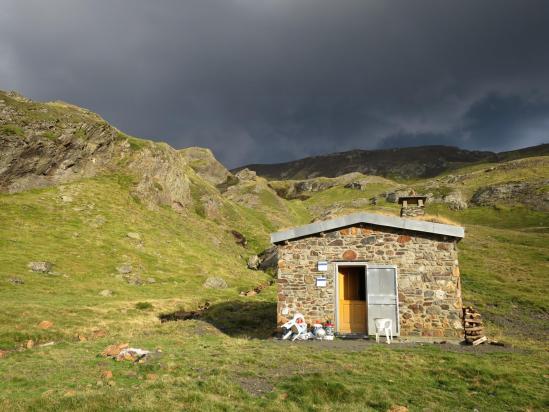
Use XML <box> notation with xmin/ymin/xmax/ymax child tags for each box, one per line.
<box><xmin>338</xmin><ymin>266</ymin><xmax>367</xmax><ymax>333</ymax></box>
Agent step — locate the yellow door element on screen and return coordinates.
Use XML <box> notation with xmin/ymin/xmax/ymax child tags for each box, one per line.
<box><xmin>338</xmin><ymin>266</ymin><xmax>367</xmax><ymax>333</ymax></box>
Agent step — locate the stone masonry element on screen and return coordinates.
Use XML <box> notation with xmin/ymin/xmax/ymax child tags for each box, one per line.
<box><xmin>276</xmin><ymin>224</ymin><xmax>463</xmax><ymax>338</ymax></box>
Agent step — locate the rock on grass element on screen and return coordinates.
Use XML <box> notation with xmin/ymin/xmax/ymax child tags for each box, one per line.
<box><xmin>28</xmin><ymin>261</ymin><xmax>53</xmax><ymax>273</ymax></box>
<box><xmin>203</xmin><ymin>276</ymin><xmax>228</xmax><ymax>289</ymax></box>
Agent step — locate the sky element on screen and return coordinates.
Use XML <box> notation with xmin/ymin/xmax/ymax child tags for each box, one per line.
<box><xmin>1</xmin><ymin>0</ymin><xmax>548</xmax><ymax>168</ymax></box>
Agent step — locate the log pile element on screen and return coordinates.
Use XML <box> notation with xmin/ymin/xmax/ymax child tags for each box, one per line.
<box><xmin>463</xmin><ymin>306</ymin><xmax>487</xmax><ymax>345</ymax></box>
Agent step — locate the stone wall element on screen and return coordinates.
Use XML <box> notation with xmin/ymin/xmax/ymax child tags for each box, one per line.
<box><xmin>276</xmin><ymin>224</ymin><xmax>463</xmax><ymax>338</ymax></box>
<box><xmin>400</xmin><ymin>205</ymin><xmax>425</xmax><ymax>217</ymax></box>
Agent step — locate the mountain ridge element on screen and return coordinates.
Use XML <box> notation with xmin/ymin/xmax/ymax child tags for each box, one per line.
<box><xmin>234</xmin><ymin>143</ymin><xmax>549</xmax><ymax>180</ymax></box>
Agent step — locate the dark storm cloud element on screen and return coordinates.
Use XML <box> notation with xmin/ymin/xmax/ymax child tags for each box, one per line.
<box><xmin>1</xmin><ymin>0</ymin><xmax>548</xmax><ymax>167</ymax></box>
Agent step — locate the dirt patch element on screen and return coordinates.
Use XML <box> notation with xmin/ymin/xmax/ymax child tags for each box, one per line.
<box><xmin>237</xmin><ymin>376</ymin><xmax>274</xmax><ymax>397</ymax></box>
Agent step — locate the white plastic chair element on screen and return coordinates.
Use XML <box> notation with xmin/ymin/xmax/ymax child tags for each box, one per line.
<box><xmin>281</xmin><ymin>313</ymin><xmax>307</xmax><ymax>341</ymax></box>
<box><xmin>374</xmin><ymin>318</ymin><xmax>393</xmax><ymax>344</ymax></box>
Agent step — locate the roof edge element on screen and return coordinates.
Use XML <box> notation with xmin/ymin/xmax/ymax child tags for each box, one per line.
<box><xmin>271</xmin><ymin>212</ymin><xmax>464</xmax><ymax>244</ymax></box>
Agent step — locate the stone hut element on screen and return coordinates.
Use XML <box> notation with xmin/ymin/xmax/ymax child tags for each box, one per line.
<box><xmin>271</xmin><ymin>209</ymin><xmax>465</xmax><ymax>339</ymax></box>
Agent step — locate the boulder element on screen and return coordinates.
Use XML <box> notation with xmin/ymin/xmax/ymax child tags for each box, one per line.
<box><xmin>127</xmin><ymin>232</ymin><xmax>141</xmax><ymax>240</ymax></box>
<box><xmin>28</xmin><ymin>261</ymin><xmax>53</xmax><ymax>273</ymax></box>
<box><xmin>203</xmin><ymin>276</ymin><xmax>228</xmax><ymax>289</ymax></box>
<box><xmin>116</xmin><ymin>264</ymin><xmax>132</xmax><ymax>274</ymax></box>
<box><xmin>258</xmin><ymin>246</ymin><xmax>279</xmax><ymax>270</ymax></box>
<box><xmin>385</xmin><ymin>189</ymin><xmax>411</xmax><ymax>203</ymax></box>
<box><xmin>99</xmin><ymin>289</ymin><xmax>113</xmax><ymax>297</ymax></box>
<box><xmin>234</xmin><ymin>168</ymin><xmax>257</xmax><ymax>181</ymax></box>
<box><xmin>443</xmin><ymin>190</ymin><xmax>468</xmax><ymax>210</ymax></box>
<box><xmin>247</xmin><ymin>255</ymin><xmax>260</xmax><ymax>270</ymax></box>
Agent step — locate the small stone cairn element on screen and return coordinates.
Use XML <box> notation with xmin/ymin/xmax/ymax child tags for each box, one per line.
<box><xmin>462</xmin><ymin>306</ymin><xmax>487</xmax><ymax>345</ymax></box>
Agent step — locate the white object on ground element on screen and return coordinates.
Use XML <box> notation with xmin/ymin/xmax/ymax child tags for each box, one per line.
<box><xmin>374</xmin><ymin>318</ymin><xmax>393</xmax><ymax>344</ymax></box>
<box><xmin>281</xmin><ymin>313</ymin><xmax>308</xmax><ymax>341</ymax></box>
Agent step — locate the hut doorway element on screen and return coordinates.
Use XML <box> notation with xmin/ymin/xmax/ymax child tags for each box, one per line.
<box><xmin>337</xmin><ymin>265</ymin><xmax>367</xmax><ymax>333</ymax></box>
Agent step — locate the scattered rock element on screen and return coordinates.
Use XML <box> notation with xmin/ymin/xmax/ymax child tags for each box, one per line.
<box><xmin>203</xmin><ymin>276</ymin><xmax>228</xmax><ymax>289</ymax></box>
<box><xmin>127</xmin><ymin>232</ymin><xmax>141</xmax><ymax>241</ymax></box>
<box><xmin>116</xmin><ymin>264</ymin><xmax>132</xmax><ymax>274</ymax></box>
<box><xmin>146</xmin><ymin>277</ymin><xmax>156</xmax><ymax>284</ymax></box>
<box><xmin>239</xmin><ymin>282</ymin><xmax>271</xmax><ymax>297</ymax></box>
<box><xmin>63</xmin><ymin>390</ymin><xmax>77</xmax><ymax>397</ymax></box>
<box><xmin>77</xmin><ymin>334</ymin><xmax>87</xmax><ymax>342</ymax></box>
<box><xmin>28</xmin><ymin>261</ymin><xmax>53</xmax><ymax>273</ymax></box>
<box><xmin>123</xmin><ymin>274</ymin><xmax>143</xmax><ymax>286</ymax></box>
<box><xmin>25</xmin><ymin>340</ymin><xmax>34</xmax><ymax>349</ymax></box>
<box><xmin>0</xmin><ymin>350</ymin><xmax>8</xmax><ymax>358</ymax></box>
<box><xmin>146</xmin><ymin>373</ymin><xmax>158</xmax><ymax>381</ymax></box>
<box><xmin>101</xmin><ymin>370</ymin><xmax>113</xmax><ymax>380</ymax></box>
<box><xmin>107</xmin><ymin>380</ymin><xmax>116</xmax><ymax>386</ymax></box>
<box><xmin>38</xmin><ymin>320</ymin><xmax>54</xmax><ymax>329</ymax></box>
<box><xmin>247</xmin><ymin>255</ymin><xmax>260</xmax><ymax>270</ymax></box>
<box><xmin>99</xmin><ymin>289</ymin><xmax>113</xmax><ymax>297</ymax></box>
<box><xmin>7</xmin><ymin>277</ymin><xmax>24</xmax><ymax>285</ymax></box>
<box><xmin>101</xmin><ymin>343</ymin><xmax>129</xmax><ymax>357</ymax></box>
<box><xmin>61</xmin><ymin>195</ymin><xmax>73</xmax><ymax>203</ymax></box>
<box><xmin>344</xmin><ymin>181</ymin><xmax>365</xmax><ymax>190</ymax></box>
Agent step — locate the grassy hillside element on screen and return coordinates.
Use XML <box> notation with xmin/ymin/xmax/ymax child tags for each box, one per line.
<box><xmin>1</xmin><ymin>92</ymin><xmax>548</xmax><ymax>410</ymax></box>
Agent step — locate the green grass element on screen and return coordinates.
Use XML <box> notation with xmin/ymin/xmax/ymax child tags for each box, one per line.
<box><xmin>1</xmin><ymin>124</ymin><xmax>24</xmax><ymax>136</ymax></box>
<box><xmin>1</xmin><ymin>92</ymin><xmax>548</xmax><ymax>409</ymax></box>
<box><xmin>0</xmin><ymin>172</ymin><xmax>547</xmax><ymax>410</ymax></box>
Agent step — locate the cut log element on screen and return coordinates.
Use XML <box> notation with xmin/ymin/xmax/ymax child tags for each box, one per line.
<box><xmin>472</xmin><ymin>336</ymin><xmax>487</xmax><ymax>346</ymax></box>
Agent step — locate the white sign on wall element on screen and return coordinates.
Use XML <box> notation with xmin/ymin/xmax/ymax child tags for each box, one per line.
<box><xmin>316</xmin><ymin>277</ymin><xmax>327</xmax><ymax>287</ymax></box>
<box><xmin>317</xmin><ymin>261</ymin><xmax>328</xmax><ymax>272</ymax></box>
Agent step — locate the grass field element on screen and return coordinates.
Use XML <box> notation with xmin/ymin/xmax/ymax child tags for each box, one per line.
<box><xmin>0</xmin><ymin>153</ymin><xmax>548</xmax><ymax>410</ymax></box>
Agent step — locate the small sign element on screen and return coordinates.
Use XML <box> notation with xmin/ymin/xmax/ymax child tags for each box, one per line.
<box><xmin>316</xmin><ymin>277</ymin><xmax>327</xmax><ymax>287</ymax></box>
<box><xmin>317</xmin><ymin>261</ymin><xmax>328</xmax><ymax>272</ymax></box>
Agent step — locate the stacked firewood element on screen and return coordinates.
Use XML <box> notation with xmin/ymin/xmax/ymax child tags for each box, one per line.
<box><xmin>463</xmin><ymin>306</ymin><xmax>487</xmax><ymax>345</ymax></box>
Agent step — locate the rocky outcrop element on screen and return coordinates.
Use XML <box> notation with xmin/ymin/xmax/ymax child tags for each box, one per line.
<box><xmin>127</xmin><ymin>144</ymin><xmax>192</xmax><ymax>212</ymax></box>
<box><xmin>180</xmin><ymin>147</ymin><xmax>230</xmax><ymax>185</ymax></box>
<box><xmin>471</xmin><ymin>180</ymin><xmax>549</xmax><ymax>211</ymax></box>
<box><xmin>0</xmin><ymin>96</ymin><xmax>119</xmax><ymax>193</ymax></box>
<box><xmin>443</xmin><ymin>190</ymin><xmax>468</xmax><ymax>210</ymax></box>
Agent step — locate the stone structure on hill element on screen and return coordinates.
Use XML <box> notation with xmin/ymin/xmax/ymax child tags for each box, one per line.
<box><xmin>398</xmin><ymin>195</ymin><xmax>427</xmax><ymax>218</ymax></box>
<box><xmin>270</xmin><ymin>211</ymin><xmax>464</xmax><ymax>339</ymax></box>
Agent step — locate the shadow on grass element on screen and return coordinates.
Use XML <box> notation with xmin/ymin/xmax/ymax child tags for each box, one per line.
<box><xmin>159</xmin><ymin>300</ymin><xmax>277</xmax><ymax>339</ymax></box>
<box><xmin>201</xmin><ymin>300</ymin><xmax>277</xmax><ymax>339</ymax></box>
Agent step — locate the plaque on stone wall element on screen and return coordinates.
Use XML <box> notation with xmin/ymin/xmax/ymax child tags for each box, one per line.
<box><xmin>316</xmin><ymin>276</ymin><xmax>327</xmax><ymax>287</ymax></box>
<box><xmin>317</xmin><ymin>261</ymin><xmax>328</xmax><ymax>271</ymax></box>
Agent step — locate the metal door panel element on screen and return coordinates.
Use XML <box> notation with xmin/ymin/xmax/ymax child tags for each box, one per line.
<box><xmin>367</xmin><ymin>266</ymin><xmax>399</xmax><ymax>336</ymax></box>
